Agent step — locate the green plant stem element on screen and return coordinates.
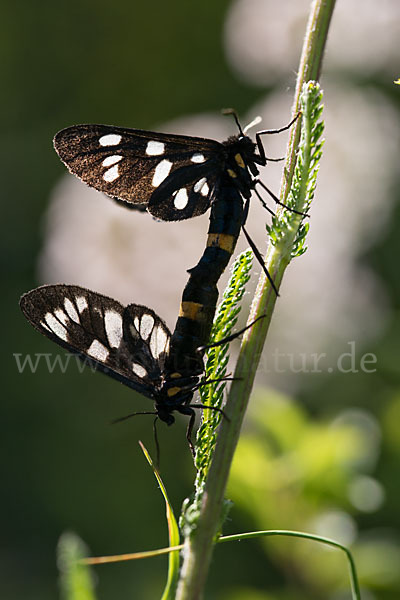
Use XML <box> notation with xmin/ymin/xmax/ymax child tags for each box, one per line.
<box><xmin>219</xmin><ymin>531</ymin><xmax>360</xmax><ymax>600</ymax></box>
<box><xmin>175</xmin><ymin>3</ymin><xmax>335</xmax><ymax>599</ymax></box>
<box><xmin>81</xmin><ymin>528</ymin><xmax>360</xmax><ymax>600</ymax></box>
<box><xmin>282</xmin><ymin>0</ymin><xmax>336</xmax><ymax>202</ymax></box>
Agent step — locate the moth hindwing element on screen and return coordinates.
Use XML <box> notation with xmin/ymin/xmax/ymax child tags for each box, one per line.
<box><xmin>53</xmin><ymin>124</ymin><xmax>224</xmax><ymax>221</ymax></box>
<box><xmin>19</xmin><ymin>284</ymin><xmax>171</xmax><ymax>399</ymax></box>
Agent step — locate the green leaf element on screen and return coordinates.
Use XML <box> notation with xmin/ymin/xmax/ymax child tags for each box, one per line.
<box><xmin>266</xmin><ymin>81</ymin><xmax>325</xmax><ymax>260</ymax></box>
<box><xmin>195</xmin><ymin>249</ymin><xmax>253</xmax><ymax>484</ymax></box>
<box><xmin>139</xmin><ymin>442</ymin><xmax>180</xmax><ymax>600</ymax></box>
<box><xmin>57</xmin><ymin>532</ymin><xmax>97</xmax><ymax>600</ymax></box>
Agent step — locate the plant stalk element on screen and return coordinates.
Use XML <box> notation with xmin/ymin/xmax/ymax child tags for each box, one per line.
<box><xmin>175</xmin><ymin>2</ymin><xmax>335</xmax><ymax>598</ymax></box>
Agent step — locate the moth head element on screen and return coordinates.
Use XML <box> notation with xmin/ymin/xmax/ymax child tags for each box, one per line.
<box><xmin>157</xmin><ymin>409</ymin><xmax>175</xmax><ymax>427</ymax></box>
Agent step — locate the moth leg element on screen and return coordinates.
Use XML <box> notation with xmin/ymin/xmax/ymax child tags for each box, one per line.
<box><xmin>153</xmin><ymin>416</ymin><xmax>161</xmax><ymax>468</ymax></box>
<box><xmin>185</xmin><ymin>409</ymin><xmax>196</xmax><ymax>457</ymax></box>
<box><xmin>187</xmin><ymin>402</ymin><xmax>229</xmax><ymax>422</ymax></box>
<box><xmin>255</xmin><ymin>179</ymin><xmax>309</xmax><ymax>218</ymax></box>
<box><xmin>197</xmin><ymin>315</ymin><xmax>266</xmax><ymax>352</ymax></box>
<box><xmin>255</xmin><ymin>113</ymin><xmax>300</xmax><ymax>164</ymax></box>
<box><xmin>241</xmin><ymin>198</ymin><xmax>279</xmax><ymax>296</ymax></box>
<box><xmin>253</xmin><ymin>185</ymin><xmax>275</xmax><ymax>217</ymax></box>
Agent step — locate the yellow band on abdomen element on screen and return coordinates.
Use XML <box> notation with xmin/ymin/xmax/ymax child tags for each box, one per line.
<box><xmin>167</xmin><ymin>386</ymin><xmax>181</xmax><ymax>397</ymax></box>
<box><xmin>207</xmin><ymin>232</ymin><xmax>235</xmax><ymax>253</ymax></box>
<box><xmin>179</xmin><ymin>301</ymin><xmax>204</xmax><ymax>321</ymax></box>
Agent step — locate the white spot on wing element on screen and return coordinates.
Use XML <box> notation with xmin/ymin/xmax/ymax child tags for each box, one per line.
<box><xmin>152</xmin><ymin>159</ymin><xmax>172</xmax><ymax>187</ymax></box>
<box><xmin>134</xmin><ymin>317</ymin><xmax>140</xmax><ymax>331</ymax></box>
<box><xmin>104</xmin><ymin>310</ymin><xmax>123</xmax><ymax>348</ymax></box>
<box><xmin>54</xmin><ymin>308</ymin><xmax>69</xmax><ymax>326</ymax></box>
<box><xmin>194</xmin><ymin>178</ymin><xmax>209</xmax><ymax>196</ymax></box>
<box><xmin>132</xmin><ymin>363</ymin><xmax>147</xmax><ymax>378</ymax></box>
<box><xmin>146</xmin><ymin>141</ymin><xmax>165</xmax><ymax>156</ymax></box>
<box><xmin>87</xmin><ymin>340</ymin><xmax>109</xmax><ymax>362</ymax></box>
<box><xmin>44</xmin><ymin>313</ymin><xmax>68</xmax><ymax>341</ymax></box>
<box><xmin>191</xmin><ymin>153</ymin><xmax>205</xmax><ymax>163</ymax></box>
<box><xmin>194</xmin><ymin>177</ymin><xmax>207</xmax><ymax>193</ymax></box>
<box><xmin>200</xmin><ymin>182</ymin><xmax>209</xmax><ymax>196</ymax></box>
<box><xmin>64</xmin><ymin>298</ymin><xmax>79</xmax><ymax>323</ymax></box>
<box><xmin>140</xmin><ymin>314</ymin><xmax>154</xmax><ymax>340</ymax></box>
<box><xmin>40</xmin><ymin>320</ymin><xmax>52</xmax><ymax>333</ymax></box>
<box><xmin>150</xmin><ymin>326</ymin><xmax>168</xmax><ymax>359</ymax></box>
<box><xmin>99</xmin><ymin>133</ymin><xmax>121</xmax><ymax>146</ymax></box>
<box><xmin>102</xmin><ymin>155</ymin><xmax>122</xmax><ymax>167</ymax></box>
<box><xmin>103</xmin><ymin>165</ymin><xmax>119</xmax><ymax>182</ymax></box>
<box><xmin>76</xmin><ymin>296</ymin><xmax>88</xmax><ymax>313</ymax></box>
<box><xmin>174</xmin><ymin>188</ymin><xmax>188</xmax><ymax>210</ymax></box>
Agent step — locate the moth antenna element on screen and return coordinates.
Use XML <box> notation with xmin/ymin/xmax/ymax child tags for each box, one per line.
<box><xmin>222</xmin><ymin>108</ymin><xmax>244</xmax><ymax>137</ymax></box>
<box><xmin>243</xmin><ymin>115</ymin><xmax>262</xmax><ymax>135</ymax></box>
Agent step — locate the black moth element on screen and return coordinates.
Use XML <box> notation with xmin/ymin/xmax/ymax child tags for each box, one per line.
<box><xmin>53</xmin><ymin>114</ymin><xmax>297</xmax><ymax>223</ymax></box>
<box><xmin>19</xmin><ymin>284</ymin><xmax>225</xmax><ymax>454</ymax></box>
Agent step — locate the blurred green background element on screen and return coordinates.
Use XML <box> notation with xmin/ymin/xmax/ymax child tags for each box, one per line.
<box><xmin>3</xmin><ymin>1</ymin><xmax>400</xmax><ymax>599</ymax></box>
